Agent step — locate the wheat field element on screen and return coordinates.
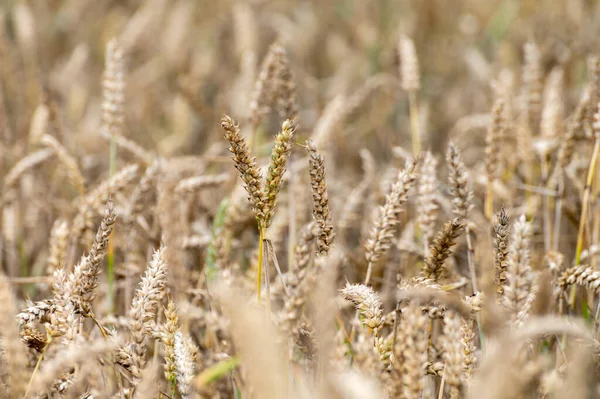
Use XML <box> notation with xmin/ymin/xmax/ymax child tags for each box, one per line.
<box><xmin>1</xmin><ymin>0</ymin><xmax>600</xmax><ymax>398</ymax></box>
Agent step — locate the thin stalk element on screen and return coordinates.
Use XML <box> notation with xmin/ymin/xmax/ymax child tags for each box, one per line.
<box><xmin>25</xmin><ymin>335</ymin><xmax>53</xmax><ymax>397</ymax></box>
<box><xmin>571</xmin><ymin>135</ymin><xmax>600</xmax><ymax>307</ymax></box>
<box><xmin>464</xmin><ymin>226</ymin><xmax>485</xmax><ymax>351</ymax></box>
<box><xmin>107</xmin><ymin>134</ymin><xmax>116</xmax><ymax>313</ymax></box>
<box><xmin>552</xmin><ymin>176</ymin><xmax>564</xmax><ymax>251</ymax></box>
<box><xmin>464</xmin><ymin>226</ymin><xmax>477</xmax><ymax>293</ymax></box>
<box><xmin>257</xmin><ymin>226</ymin><xmax>266</xmax><ymax>302</ymax></box>
<box><xmin>485</xmin><ymin>180</ymin><xmax>494</xmax><ymax>220</ymax></box>
<box><xmin>288</xmin><ymin>161</ymin><xmax>297</xmax><ymax>270</ymax></box>
<box><xmin>437</xmin><ymin>366</ymin><xmax>446</xmax><ymax>399</ymax></box>
<box><xmin>364</xmin><ymin>260</ymin><xmax>375</xmax><ymax>286</ymax></box>
<box><xmin>541</xmin><ymin>154</ymin><xmax>552</xmax><ymax>252</ymax></box>
<box><xmin>409</xmin><ymin>90</ymin><xmax>421</xmax><ymax>155</ymax></box>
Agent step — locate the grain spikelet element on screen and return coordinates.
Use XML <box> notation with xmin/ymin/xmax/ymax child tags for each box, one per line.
<box><xmin>306</xmin><ymin>139</ymin><xmax>334</xmax><ymax>256</ymax></box>
<box><xmin>421</xmin><ymin>218</ymin><xmax>464</xmax><ymax>281</ymax></box>
<box><xmin>502</xmin><ymin>215</ymin><xmax>536</xmax><ymax>324</ymax></box>
<box><xmin>417</xmin><ymin>152</ymin><xmax>439</xmax><ymax>248</ymax></box>
<box><xmin>264</xmin><ymin>119</ymin><xmax>295</xmax><ymax>227</ymax></box>
<box><xmin>341</xmin><ymin>283</ymin><xmax>383</xmax><ymax>331</ymax></box>
<box><xmin>220</xmin><ymin>114</ymin><xmax>266</xmax><ymax>224</ymax></box>
<box><xmin>493</xmin><ymin>207</ymin><xmax>510</xmax><ymax>298</ymax></box>
<box><xmin>398</xmin><ymin>35</ymin><xmax>420</xmax><ymax>92</ymax></box>
<box><xmin>364</xmin><ymin>158</ymin><xmax>417</xmax><ymax>284</ymax></box>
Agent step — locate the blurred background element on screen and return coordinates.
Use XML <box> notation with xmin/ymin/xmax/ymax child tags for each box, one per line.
<box><xmin>1</xmin><ymin>0</ymin><xmax>598</xmax><ymax>158</ymax></box>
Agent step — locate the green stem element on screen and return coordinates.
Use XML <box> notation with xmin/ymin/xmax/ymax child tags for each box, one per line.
<box><xmin>571</xmin><ymin>136</ymin><xmax>600</xmax><ymax>307</ymax></box>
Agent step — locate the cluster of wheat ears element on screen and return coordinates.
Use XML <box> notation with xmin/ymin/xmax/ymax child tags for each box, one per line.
<box><xmin>4</xmin><ymin>1</ymin><xmax>600</xmax><ymax>398</ymax></box>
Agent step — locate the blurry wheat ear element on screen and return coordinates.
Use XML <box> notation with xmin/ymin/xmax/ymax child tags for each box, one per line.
<box><xmin>398</xmin><ymin>35</ymin><xmax>421</xmax><ymax>155</ymax></box>
<box><xmin>220</xmin><ymin>114</ymin><xmax>268</xmax><ymax>301</ymax></box>
<box><xmin>306</xmin><ymin>139</ymin><xmax>334</xmax><ymax>256</ymax></box>
<box><xmin>47</xmin><ymin>219</ymin><xmax>68</xmax><ymax>276</ymax></box>
<box><xmin>522</xmin><ymin>40</ymin><xmax>543</xmax><ymax>135</ymax></box>
<box><xmin>103</xmin><ymin>37</ymin><xmax>125</xmax><ymax>312</ymax></box>
<box><xmin>446</xmin><ymin>143</ymin><xmax>476</xmax><ymax>292</ymax></box>
<box><xmin>249</xmin><ymin>42</ymin><xmax>280</xmax><ymax>132</ymax></box>
<box><xmin>484</xmin><ymin>98</ymin><xmax>505</xmax><ymax>220</ymax></box>
<box><xmin>0</xmin><ymin>273</ymin><xmax>28</xmax><ymax>396</ymax></box>
<box><xmin>364</xmin><ymin>159</ymin><xmax>418</xmax><ymax>285</ymax></box>
<box><xmin>103</xmin><ymin>38</ymin><xmax>125</xmax><ymax>176</ymax></box>
<box><xmin>502</xmin><ymin>214</ymin><xmax>535</xmax><ymax>325</ymax></box>
<box><xmin>273</xmin><ymin>45</ymin><xmax>298</xmax><ymax>122</ymax></box>
<box><xmin>69</xmin><ymin>200</ymin><xmax>117</xmax><ymax>316</ymax></box>
<box><xmin>417</xmin><ymin>152</ymin><xmax>439</xmax><ymax>252</ymax></box>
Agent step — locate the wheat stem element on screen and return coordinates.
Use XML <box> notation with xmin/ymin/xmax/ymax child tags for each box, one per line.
<box><xmin>257</xmin><ymin>226</ymin><xmax>266</xmax><ymax>302</ymax></box>
<box><xmin>409</xmin><ymin>91</ymin><xmax>421</xmax><ymax>155</ymax></box>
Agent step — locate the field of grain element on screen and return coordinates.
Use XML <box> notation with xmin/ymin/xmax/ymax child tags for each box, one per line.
<box><xmin>1</xmin><ymin>1</ymin><xmax>600</xmax><ymax>398</ymax></box>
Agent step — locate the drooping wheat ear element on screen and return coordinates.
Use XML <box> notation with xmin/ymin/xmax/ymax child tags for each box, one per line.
<box><xmin>99</xmin><ymin>129</ymin><xmax>153</xmax><ymax>165</ymax></box>
<box><xmin>417</xmin><ymin>152</ymin><xmax>439</xmax><ymax>249</ymax></box>
<box><xmin>103</xmin><ymin>38</ymin><xmax>125</xmax><ymax>138</ymax></box>
<box><xmin>443</xmin><ymin>311</ymin><xmax>465</xmax><ymax>399</ymax></box>
<box><xmin>0</xmin><ymin>273</ymin><xmax>28</xmax><ymax>396</ymax></box>
<box><xmin>364</xmin><ymin>158</ymin><xmax>418</xmax><ymax>284</ymax></box>
<box><xmin>394</xmin><ymin>302</ymin><xmax>428</xmax><ymax>399</ymax></box>
<box><xmin>174</xmin><ymin>331</ymin><xmax>198</xmax><ymax>399</ymax></box>
<box><xmin>2</xmin><ymin>148</ymin><xmax>53</xmax><ymax>190</ymax></box>
<box><xmin>175</xmin><ymin>173</ymin><xmax>229</xmax><ymax>195</ymax></box>
<box><xmin>398</xmin><ymin>35</ymin><xmax>420</xmax><ymax>92</ymax></box>
<box><xmin>273</xmin><ymin>45</ymin><xmax>298</xmax><ymax>122</ymax></box>
<box><xmin>484</xmin><ymin>98</ymin><xmax>505</xmax><ymax>218</ymax></box>
<box><xmin>305</xmin><ymin>139</ymin><xmax>334</xmax><ymax>256</ymax></box>
<box><xmin>341</xmin><ymin>283</ymin><xmax>383</xmax><ymax>331</ymax></box>
<box><xmin>447</xmin><ymin>143</ymin><xmax>473</xmax><ymax>221</ymax></box>
<box><xmin>126</xmin><ymin>247</ymin><xmax>168</xmax><ymax>380</ymax></box>
<box><xmin>220</xmin><ymin>115</ymin><xmax>266</xmax><ymax>225</ymax></box>
<box><xmin>421</xmin><ymin>218</ymin><xmax>464</xmax><ymax>281</ymax></box>
<box><xmin>72</xmin><ymin>164</ymin><xmax>138</xmax><ymax>239</ymax></box>
<box><xmin>41</xmin><ymin>134</ymin><xmax>86</xmax><ymax>195</ymax></box>
<box><xmin>128</xmin><ymin>160</ymin><xmax>161</xmax><ymax>219</ymax></box>
<box><xmin>502</xmin><ymin>215</ymin><xmax>535</xmax><ymax>324</ymax></box>
<box><xmin>493</xmin><ymin>207</ymin><xmax>511</xmax><ymax>298</ymax></box>
<box><xmin>541</xmin><ymin>67</ymin><xmax>564</xmax><ymax>138</ymax></box>
<box><xmin>558</xmin><ymin>265</ymin><xmax>600</xmax><ymax>295</ymax></box>
<box><xmin>522</xmin><ymin>40</ymin><xmax>543</xmax><ymax>133</ymax></box>
<box><xmin>263</xmin><ymin>119</ymin><xmax>295</xmax><ymax>228</ymax></box>
<box><xmin>47</xmin><ymin>219</ymin><xmax>68</xmax><ymax>275</ymax></box>
<box><xmin>249</xmin><ymin>42</ymin><xmax>280</xmax><ymax>129</ymax></box>
<box><xmin>68</xmin><ymin>200</ymin><xmax>117</xmax><ymax>315</ymax></box>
